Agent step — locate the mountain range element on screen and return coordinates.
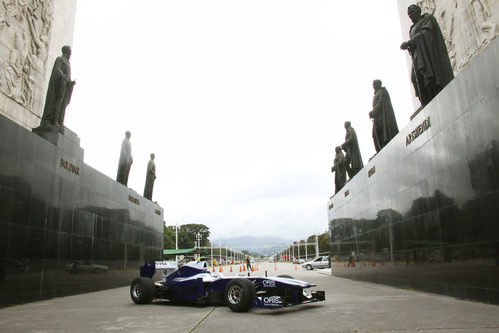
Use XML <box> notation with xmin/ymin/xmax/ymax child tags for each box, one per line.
<box><xmin>212</xmin><ymin>236</ymin><xmax>293</xmax><ymax>256</ymax></box>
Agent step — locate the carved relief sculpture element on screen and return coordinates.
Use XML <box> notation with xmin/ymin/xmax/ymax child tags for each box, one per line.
<box><xmin>417</xmin><ymin>0</ymin><xmax>499</xmax><ymax>72</ymax></box>
<box><xmin>0</xmin><ymin>0</ymin><xmax>54</xmax><ymax>111</ymax></box>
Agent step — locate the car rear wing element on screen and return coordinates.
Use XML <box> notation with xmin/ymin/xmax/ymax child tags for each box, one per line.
<box><xmin>140</xmin><ymin>261</ymin><xmax>177</xmax><ymax>278</ymax></box>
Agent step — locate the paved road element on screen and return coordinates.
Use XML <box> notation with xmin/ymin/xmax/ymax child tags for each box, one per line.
<box><xmin>1</xmin><ymin>262</ymin><xmax>499</xmax><ymax>333</ymax></box>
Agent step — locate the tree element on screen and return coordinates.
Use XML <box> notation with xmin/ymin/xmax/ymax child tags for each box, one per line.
<box><xmin>178</xmin><ymin>223</ymin><xmax>210</xmax><ymax>248</ymax></box>
<box><xmin>164</xmin><ymin>225</ymin><xmax>176</xmax><ymax>249</ymax></box>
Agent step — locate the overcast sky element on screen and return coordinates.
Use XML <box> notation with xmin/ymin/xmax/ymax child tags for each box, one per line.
<box><xmin>66</xmin><ymin>0</ymin><xmax>414</xmax><ymax>242</ymax></box>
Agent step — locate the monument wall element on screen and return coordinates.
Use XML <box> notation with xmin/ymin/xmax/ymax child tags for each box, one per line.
<box><xmin>327</xmin><ymin>38</ymin><xmax>499</xmax><ymax>304</ymax></box>
<box><xmin>0</xmin><ymin>114</ymin><xmax>164</xmax><ymax>307</ymax></box>
<box><xmin>0</xmin><ymin>0</ymin><xmax>77</xmax><ymax>129</ymax></box>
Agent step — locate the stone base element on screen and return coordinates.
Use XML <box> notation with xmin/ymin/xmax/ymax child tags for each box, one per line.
<box><xmin>32</xmin><ymin>125</ymin><xmax>84</xmax><ymax>161</ymax></box>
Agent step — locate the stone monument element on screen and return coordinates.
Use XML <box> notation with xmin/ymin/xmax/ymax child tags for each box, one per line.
<box><xmin>415</xmin><ymin>0</ymin><xmax>499</xmax><ymax>73</ymax></box>
<box><xmin>0</xmin><ymin>0</ymin><xmax>77</xmax><ymax>129</ymax></box>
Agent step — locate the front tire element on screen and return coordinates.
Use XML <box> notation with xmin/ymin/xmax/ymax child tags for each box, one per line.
<box><xmin>224</xmin><ymin>279</ymin><xmax>256</xmax><ymax>312</ymax></box>
<box><xmin>306</xmin><ymin>264</ymin><xmax>313</xmax><ymax>270</ymax></box>
<box><xmin>130</xmin><ymin>277</ymin><xmax>155</xmax><ymax>304</ymax></box>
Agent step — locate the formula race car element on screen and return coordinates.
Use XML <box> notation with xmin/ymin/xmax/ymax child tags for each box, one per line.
<box><xmin>130</xmin><ymin>261</ymin><xmax>325</xmax><ymax>312</ymax></box>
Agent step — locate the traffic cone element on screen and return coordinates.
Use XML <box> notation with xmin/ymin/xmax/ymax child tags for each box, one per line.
<box><xmin>294</xmin><ymin>264</ymin><xmax>297</xmax><ymax>270</ymax></box>
<box><xmin>239</xmin><ymin>265</ymin><xmax>242</xmax><ymax>272</ymax></box>
<box><xmin>219</xmin><ymin>265</ymin><xmax>223</xmax><ymax>272</ymax></box>
<box><xmin>274</xmin><ymin>262</ymin><xmax>277</xmax><ymax>270</ymax></box>
<box><xmin>243</xmin><ymin>265</ymin><xmax>246</xmax><ymax>272</ymax></box>
<box><xmin>230</xmin><ymin>266</ymin><xmax>233</xmax><ymax>272</ymax></box>
<box><xmin>212</xmin><ymin>266</ymin><xmax>215</xmax><ymax>272</ymax></box>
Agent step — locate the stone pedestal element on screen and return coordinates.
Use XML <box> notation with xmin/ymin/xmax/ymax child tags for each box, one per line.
<box><xmin>32</xmin><ymin>125</ymin><xmax>84</xmax><ymax>161</ymax></box>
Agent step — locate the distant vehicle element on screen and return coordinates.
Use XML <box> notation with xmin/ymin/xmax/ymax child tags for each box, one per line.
<box><xmin>298</xmin><ymin>259</ymin><xmax>305</xmax><ymax>264</ymax></box>
<box><xmin>130</xmin><ymin>260</ymin><xmax>325</xmax><ymax>312</ymax></box>
<box><xmin>302</xmin><ymin>256</ymin><xmax>329</xmax><ymax>270</ymax></box>
<box><xmin>65</xmin><ymin>261</ymin><xmax>109</xmax><ymax>273</ymax></box>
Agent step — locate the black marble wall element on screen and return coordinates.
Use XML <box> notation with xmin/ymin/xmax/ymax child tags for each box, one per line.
<box><xmin>0</xmin><ymin>118</ymin><xmax>164</xmax><ymax>307</ymax></box>
<box><xmin>328</xmin><ymin>39</ymin><xmax>499</xmax><ymax>304</ymax></box>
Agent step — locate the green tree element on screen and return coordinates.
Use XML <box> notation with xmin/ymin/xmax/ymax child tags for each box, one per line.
<box><xmin>163</xmin><ymin>225</ymin><xmax>176</xmax><ymax>249</ymax></box>
<box><xmin>178</xmin><ymin>223</ymin><xmax>210</xmax><ymax>248</ymax></box>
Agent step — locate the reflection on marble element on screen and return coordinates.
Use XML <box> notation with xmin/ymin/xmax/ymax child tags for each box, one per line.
<box><xmin>328</xmin><ymin>38</ymin><xmax>499</xmax><ymax>304</ymax></box>
<box><xmin>0</xmin><ymin>117</ymin><xmax>164</xmax><ymax>307</ymax></box>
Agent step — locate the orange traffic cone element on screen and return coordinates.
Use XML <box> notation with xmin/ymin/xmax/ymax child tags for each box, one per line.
<box><xmin>219</xmin><ymin>265</ymin><xmax>223</xmax><ymax>272</ymax></box>
<box><xmin>212</xmin><ymin>266</ymin><xmax>215</xmax><ymax>272</ymax></box>
<box><xmin>243</xmin><ymin>265</ymin><xmax>246</xmax><ymax>272</ymax></box>
<box><xmin>274</xmin><ymin>262</ymin><xmax>277</xmax><ymax>270</ymax></box>
<box><xmin>239</xmin><ymin>265</ymin><xmax>242</xmax><ymax>272</ymax></box>
<box><xmin>230</xmin><ymin>266</ymin><xmax>233</xmax><ymax>272</ymax></box>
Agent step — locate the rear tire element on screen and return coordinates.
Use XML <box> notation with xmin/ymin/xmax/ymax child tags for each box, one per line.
<box><xmin>306</xmin><ymin>264</ymin><xmax>313</xmax><ymax>270</ymax></box>
<box><xmin>224</xmin><ymin>279</ymin><xmax>256</xmax><ymax>312</ymax></box>
<box><xmin>130</xmin><ymin>277</ymin><xmax>155</xmax><ymax>304</ymax></box>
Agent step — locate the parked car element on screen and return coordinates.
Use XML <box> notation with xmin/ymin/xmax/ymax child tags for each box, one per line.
<box><xmin>301</xmin><ymin>256</ymin><xmax>329</xmax><ymax>270</ymax></box>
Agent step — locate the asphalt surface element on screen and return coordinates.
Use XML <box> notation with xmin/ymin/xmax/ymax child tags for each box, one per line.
<box><xmin>1</xmin><ymin>262</ymin><xmax>499</xmax><ymax>333</ymax></box>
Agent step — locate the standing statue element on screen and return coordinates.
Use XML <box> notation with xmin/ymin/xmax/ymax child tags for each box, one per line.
<box><xmin>40</xmin><ymin>46</ymin><xmax>76</xmax><ymax>126</ymax></box>
<box><xmin>116</xmin><ymin>131</ymin><xmax>133</xmax><ymax>186</ymax></box>
<box><xmin>369</xmin><ymin>80</ymin><xmax>399</xmax><ymax>153</ymax></box>
<box><xmin>143</xmin><ymin>153</ymin><xmax>156</xmax><ymax>200</ymax></box>
<box><xmin>331</xmin><ymin>146</ymin><xmax>347</xmax><ymax>193</ymax></box>
<box><xmin>341</xmin><ymin>121</ymin><xmax>363</xmax><ymax>178</ymax></box>
<box><xmin>400</xmin><ymin>4</ymin><xmax>454</xmax><ymax>107</ymax></box>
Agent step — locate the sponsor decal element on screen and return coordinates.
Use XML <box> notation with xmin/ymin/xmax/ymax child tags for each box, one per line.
<box><xmin>263</xmin><ymin>296</ymin><xmax>281</xmax><ymax>304</ymax></box>
<box><xmin>262</xmin><ymin>280</ymin><xmax>276</xmax><ymax>288</ymax></box>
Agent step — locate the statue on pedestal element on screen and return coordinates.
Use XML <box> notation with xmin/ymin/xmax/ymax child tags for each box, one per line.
<box><xmin>143</xmin><ymin>153</ymin><xmax>156</xmax><ymax>200</ymax></box>
<box><xmin>401</xmin><ymin>5</ymin><xmax>454</xmax><ymax>107</ymax></box>
<box><xmin>117</xmin><ymin>131</ymin><xmax>133</xmax><ymax>186</ymax></box>
<box><xmin>341</xmin><ymin>121</ymin><xmax>363</xmax><ymax>179</ymax></box>
<box><xmin>40</xmin><ymin>46</ymin><xmax>75</xmax><ymax>126</ymax></box>
<box><xmin>331</xmin><ymin>146</ymin><xmax>347</xmax><ymax>193</ymax></box>
<box><xmin>369</xmin><ymin>80</ymin><xmax>399</xmax><ymax>153</ymax></box>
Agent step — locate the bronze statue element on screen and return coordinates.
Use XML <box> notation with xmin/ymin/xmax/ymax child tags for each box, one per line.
<box><xmin>116</xmin><ymin>131</ymin><xmax>133</xmax><ymax>186</ymax></box>
<box><xmin>40</xmin><ymin>46</ymin><xmax>76</xmax><ymax>126</ymax></box>
<box><xmin>331</xmin><ymin>146</ymin><xmax>347</xmax><ymax>193</ymax></box>
<box><xmin>400</xmin><ymin>5</ymin><xmax>454</xmax><ymax>107</ymax></box>
<box><xmin>369</xmin><ymin>80</ymin><xmax>399</xmax><ymax>153</ymax></box>
<box><xmin>341</xmin><ymin>121</ymin><xmax>363</xmax><ymax>178</ymax></box>
<box><xmin>143</xmin><ymin>153</ymin><xmax>156</xmax><ymax>200</ymax></box>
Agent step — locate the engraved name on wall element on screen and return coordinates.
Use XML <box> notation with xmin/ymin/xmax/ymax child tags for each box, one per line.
<box><xmin>0</xmin><ymin>0</ymin><xmax>54</xmax><ymax>110</ymax></box>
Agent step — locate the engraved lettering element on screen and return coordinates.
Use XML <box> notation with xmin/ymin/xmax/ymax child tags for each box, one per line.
<box><xmin>406</xmin><ymin>117</ymin><xmax>431</xmax><ymax>146</ymax></box>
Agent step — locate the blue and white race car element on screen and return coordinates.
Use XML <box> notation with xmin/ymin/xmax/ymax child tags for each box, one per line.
<box><xmin>130</xmin><ymin>261</ymin><xmax>325</xmax><ymax>312</ymax></box>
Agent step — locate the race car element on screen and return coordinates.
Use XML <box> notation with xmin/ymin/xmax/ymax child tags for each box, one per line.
<box><xmin>130</xmin><ymin>260</ymin><xmax>325</xmax><ymax>312</ymax></box>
